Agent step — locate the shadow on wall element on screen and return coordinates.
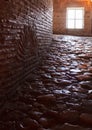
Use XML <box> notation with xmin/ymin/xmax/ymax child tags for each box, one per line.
<box><xmin>0</xmin><ymin>0</ymin><xmax>53</xmax><ymax>97</ymax></box>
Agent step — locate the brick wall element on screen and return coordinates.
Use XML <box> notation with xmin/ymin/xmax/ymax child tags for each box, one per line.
<box><xmin>0</xmin><ymin>0</ymin><xmax>53</xmax><ymax>96</ymax></box>
<box><xmin>53</xmin><ymin>0</ymin><xmax>92</xmax><ymax>36</ymax></box>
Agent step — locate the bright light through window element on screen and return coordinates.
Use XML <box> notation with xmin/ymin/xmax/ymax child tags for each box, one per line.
<box><xmin>66</xmin><ymin>7</ymin><xmax>84</xmax><ymax>29</ymax></box>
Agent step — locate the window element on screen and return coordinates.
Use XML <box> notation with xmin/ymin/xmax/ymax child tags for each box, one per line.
<box><xmin>66</xmin><ymin>7</ymin><xmax>84</xmax><ymax>29</ymax></box>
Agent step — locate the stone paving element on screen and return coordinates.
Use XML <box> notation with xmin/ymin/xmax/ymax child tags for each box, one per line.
<box><xmin>1</xmin><ymin>35</ymin><xmax>92</xmax><ymax>130</ymax></box>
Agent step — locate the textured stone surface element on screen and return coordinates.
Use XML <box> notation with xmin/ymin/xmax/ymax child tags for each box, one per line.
<box><xmin>0</xmin><ymin>0</ymin><xmax>53</xmax><ymax>96</ymax></box>
<box><xmin>80</xmin><ymin>113</ymin><xmax>92</xmax><ymax>126</ymax></box>
<box><xmin>0</xmin><ymin>35</ymin><xmax>92</xmax><ymax>129</ymax></box>
<box><xmin>55</xmin><ymin>123</ymin><xmax>91</xmax><ymax>130</ymax></box>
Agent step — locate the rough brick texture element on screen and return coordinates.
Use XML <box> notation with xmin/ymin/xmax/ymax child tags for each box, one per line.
<box><xmin>0</xmin><ymin>0</ymin><xmax>53</xmax><ymax>96</ymax></box>
<box><xmin>53</xmin><ymin>0</ymin><xmax>92</xmax><ymax>36</ymax></box>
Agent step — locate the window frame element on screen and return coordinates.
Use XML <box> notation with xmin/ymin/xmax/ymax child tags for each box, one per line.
<box><xmin>66</xmin><ymin>7</ymin><xmax>84</xmax><ymax>29</ymax></box>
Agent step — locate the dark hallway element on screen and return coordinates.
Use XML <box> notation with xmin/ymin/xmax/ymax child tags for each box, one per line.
<box><xmin>0</xmin><ymin>0</ymin><xmax>92</xmax><ymax>130</ymax></box>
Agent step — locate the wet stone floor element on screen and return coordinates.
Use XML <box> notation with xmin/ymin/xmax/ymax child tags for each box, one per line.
<box><xmin>1</xmin><ymin>35</ymin><xmax>92</xmax><ymax>130</ymax></box>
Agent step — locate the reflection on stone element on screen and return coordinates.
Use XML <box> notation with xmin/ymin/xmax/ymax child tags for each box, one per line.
<box><xmin>1</xmin><ymin>35</ymin><xmax>92</xmax><ymax>130</ymax></box>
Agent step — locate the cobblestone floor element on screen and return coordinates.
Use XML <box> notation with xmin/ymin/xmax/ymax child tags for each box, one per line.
<box><xmin>1</xmin><ymin>35</ymin><xmax>92</xmax><ymax>130</ymax></box>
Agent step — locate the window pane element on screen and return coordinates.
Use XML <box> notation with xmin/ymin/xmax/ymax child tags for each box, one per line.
<box><xmin>66</xmin><ymin>7</ymin><xmax>84</xmax><ymax>29</ymax></box>
<box><xmin>76</xmin><ymin>9</ymin><xmax>84</xmax><ymax>19</ymax></box>
<box><xmin>67</xmin><ymin>20</ymin><xmax>75</xmax><ymax>29</ymax></box>
<box><xmin>67</xmin><ymin>9</ymin><xmax>75</xmax><ymax>19</ymax></box>
<box><xmin>75</xmin><ymin>20</ymin><xmax>83</xmax><ymax>29</ymax></box>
